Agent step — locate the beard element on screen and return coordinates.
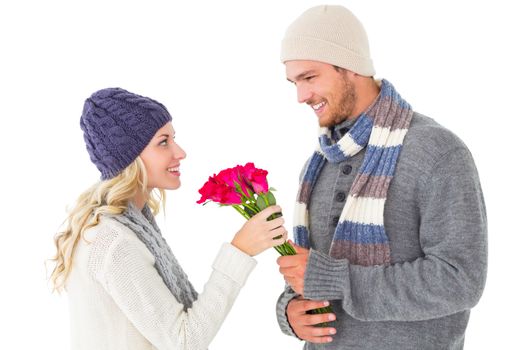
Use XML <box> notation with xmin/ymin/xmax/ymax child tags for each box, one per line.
<box><xmin>320</xmin><ymin>75</ymin><xmax>356</xmax><ymax>128</ymax></box>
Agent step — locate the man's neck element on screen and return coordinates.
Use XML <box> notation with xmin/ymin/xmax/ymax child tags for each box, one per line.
<box><xmin>350</xmin><ymin>77</ymin><xmax>381</xmax><ymax>119</ymax></box>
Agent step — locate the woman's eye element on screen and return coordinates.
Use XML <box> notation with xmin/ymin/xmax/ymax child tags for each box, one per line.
<box><xmin>305</xmin><ymin>76</ymin><xmax>315</xmax><ymax>81</ymax></box>
<box><xmin>159</xmin><ymin>139</ymin><xmax>168</xmax><ymax>146</ymax></box>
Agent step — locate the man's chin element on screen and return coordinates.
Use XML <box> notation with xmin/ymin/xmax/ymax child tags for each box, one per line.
<box><xmin>316</xmin><ymin>113</ymin><xmax>327</xmax><ymax>127</ymax></box>
<box><xmin>318</xmin><ymin>117</ymin><xmax>335</xmax><ymax>128</ymax></box>
<box><xmin>318</xmin><ymin>114</ymin><xmax>350</xmax><ymax>128</ymax></box>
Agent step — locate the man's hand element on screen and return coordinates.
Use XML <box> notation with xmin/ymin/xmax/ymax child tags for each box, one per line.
<box><xmin>277</xmin><ymin>241</ymin><xmax>309</xmax><ymax>295</ymax></box>
<box><xmin>287</xmin><ymin>297</ymin><xmax>337</xmax><ymax>343</ymax></box>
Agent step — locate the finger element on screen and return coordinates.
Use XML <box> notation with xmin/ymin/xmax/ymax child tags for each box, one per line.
<box><xmin>279</xmin><ymin>230</ymin><xmax>289</xmax><ymax>242</ymax></box>
<box><xmin>303</xmin><ymin>336</ymin><xmax>333</xmax><ymax>344</ymax></box>
<box><xmin>300</xmin><ymin>324</ymin><xmax>337</xmax><ymax>337</ymax></box>
<box><xmin>276</xmin><ymin>255</ymin><xmax>302</xmax><ymax>268</ymax></box>
<box><xmin>287</xmin><ymin>297</ymin><xmax>305</xmax><ymax>313</ymax></box>
<box><xmin>302</xmin><ymin>312</ymin><xmax>337</xmax><ymax>326</ymax></box>
<box><xmin>290</xmin><ymin>282</ymin><xmax>303</xmax><ymax>295</ymax></box>
<box><xmin>256</xmin><ymin>205</ymin><xmax>282</xmax><ymax>220</ymax></box>
<box><xmin>279</xmin><ymin>266</ymin><xmax>302</xmax><ymax>281</ymax></box>
<box><xmin>278</xmin><ymin>265</ymin><xmax>295</xmax><ymax>276</ymax></box>
<box><xmin>270</xmin><ymin>227</ymin><xmax>287</xmax><ymax>239</ymax></box>
<box><xmin>288</xmin><ymin>240</ymin><xmax>309</xmax><ymax>254</ymax></box>
<box><xmin>282</xmin><ymin>273</ymin><xmax>297</xmax><ymax>284</ymax></box>
<box><xmin>300</xmin><ymin>331</ymin><xmax>335</xmax><ymax>344</ymax></box>
<box><xmin>271</xmin><ymin>232</ymin><xmax>287</xmax><ymax>247</ymax></box>
<box><xmin>266</xmin><ymin>217</ymin><xmax>285</xmax><ymax>230</ymax></box>
<box><xmin>298</xmin><ymin>300</ymin><xmax>331</xmax><ymax>313</ymax></box>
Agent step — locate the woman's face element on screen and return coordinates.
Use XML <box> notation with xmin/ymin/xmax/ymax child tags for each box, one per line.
<box><xmin>139</xmin><ymin>122</ymin><xmax>186</xmax><ymax>191</ymax></box>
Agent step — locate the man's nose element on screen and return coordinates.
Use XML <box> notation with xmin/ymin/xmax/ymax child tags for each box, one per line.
<box><xmin>296</xmin><ymin>84</ymin><xmax>312</xmax><ymax>104</ymax></box>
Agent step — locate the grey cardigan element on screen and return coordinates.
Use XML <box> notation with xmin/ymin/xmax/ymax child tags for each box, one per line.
<box><xmin>276</xmin><ymin>113</ymin><xmax>487</xmax><ymax>350</ymax></box>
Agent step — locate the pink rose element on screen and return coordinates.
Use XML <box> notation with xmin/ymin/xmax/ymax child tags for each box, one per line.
<box><xmin>215</xmin><ymin>167</ymin><xmax>238</xmax><ymax>187</ymax></box>
<box><xmin>241</xmin><ymin>162</ymin><xmax>268</xmax><ymax>194</ymax></box>
<box><xmin>216</xmin><ymin>166</ymin><xmax>253</xmax><ymax>198</ymax></box>
<box><xmin>196</xmin><ymin>175</ymin><xmax>242</xmax><ymax>205</ymax></box>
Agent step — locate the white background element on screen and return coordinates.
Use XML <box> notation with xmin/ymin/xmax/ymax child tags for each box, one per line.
<box><xmin>1</xmin><ymin>0</ymin><xmax>523</xmax><ymax>348</ymax></box>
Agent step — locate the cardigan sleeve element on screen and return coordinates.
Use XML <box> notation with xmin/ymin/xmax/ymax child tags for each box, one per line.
<box><xmin>275</xmin><ymin>285</ymin><xmax>301</xmax><ymax>338</ymax></box>
<box><xmin>302</xmin><ymin>146</ymin><xmax>488</xmax><ymax>321</ymax></box>
<box><xmin>94</xmin><ymin>232</ymin><xmax>256</xmax><ymax>350</ymax></box>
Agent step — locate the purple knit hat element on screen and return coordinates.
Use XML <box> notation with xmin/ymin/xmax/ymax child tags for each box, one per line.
<box><xmin>80</xmin><ymin>87</ymin><xmax>172</xmax><ymax>180</ymax></box>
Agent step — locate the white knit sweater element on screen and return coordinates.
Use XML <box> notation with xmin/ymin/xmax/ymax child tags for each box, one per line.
<box><xmin>66</xmin><ymin>216</ymin><xmax>257</xmax><ymax>350</ymax></box>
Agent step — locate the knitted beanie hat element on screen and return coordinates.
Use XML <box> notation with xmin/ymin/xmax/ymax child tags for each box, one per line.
<box><xmin>281</xmin><ymin>5</ymin><xmax>375</xmax><ymax>76</ymax></box>
<box><xmin>80</xmin><ymin>87</ymin><xmax>172</xmax><ymax>180</ymax></box>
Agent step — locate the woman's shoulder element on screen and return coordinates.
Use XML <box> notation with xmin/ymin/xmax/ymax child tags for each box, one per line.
<box><xmin>84</xmin><ymin>215</ymin><xmax>137</xmax><ymax>247</ymax></box>
<box><xmin>83</xmin><ymin>215</ymin><xmax>154</xmax><ymax>275</ymax></box>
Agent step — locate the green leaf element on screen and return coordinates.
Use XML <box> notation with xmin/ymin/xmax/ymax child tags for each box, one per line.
<box><xmin>267</xmin><ymin>191</ymin><xmax>276</xmax><ymax>205</ymax></box>
<box><xmin>256</xmin><ymin>195</ymin><xmax>268</xmax><ymax>210</ymax></box>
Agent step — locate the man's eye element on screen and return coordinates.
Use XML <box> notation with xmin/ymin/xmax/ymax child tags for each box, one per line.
<box><xmin>305</xmin><ymin>76</ymin><xmax>315</xmax><ymax>81</ymax></box>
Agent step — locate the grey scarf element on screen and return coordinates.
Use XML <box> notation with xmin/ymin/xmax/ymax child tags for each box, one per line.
<box><xmin>112</xmin><ymin>203</ymin><xmax>198</xmax><ymax>310</ymax></box>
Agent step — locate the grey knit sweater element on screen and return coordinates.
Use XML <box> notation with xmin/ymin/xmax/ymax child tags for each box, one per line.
<box><xmin>276</xmin><ymin>113</ymin><xmax>487</xmax><ymax>350</ymax></box>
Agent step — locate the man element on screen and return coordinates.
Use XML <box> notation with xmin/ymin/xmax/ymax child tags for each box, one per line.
<box><xmin>275</xmin><ymin>5</ymin><xmax>487</xmax><ymax>350</ymax></box>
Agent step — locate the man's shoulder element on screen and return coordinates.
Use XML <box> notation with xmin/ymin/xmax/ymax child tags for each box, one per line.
<box><xmin>404</xmin><ymin>112</ymin><xmax>469</xmax><ymax>159</ymax></box>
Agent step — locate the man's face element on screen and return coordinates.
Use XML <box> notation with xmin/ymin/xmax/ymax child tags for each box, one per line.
<box><xmin>285</xmin><ymin>60</ymin><xmax>356</xmax><ymax>127</ymax></box>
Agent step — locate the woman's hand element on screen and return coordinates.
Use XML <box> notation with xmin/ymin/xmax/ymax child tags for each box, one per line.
<box><xmin>231</xmin><ymin>205</ymin><xmax>287</xmax><ymax>256</ymax></box>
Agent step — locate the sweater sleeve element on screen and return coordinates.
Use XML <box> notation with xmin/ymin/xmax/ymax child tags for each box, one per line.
<box><xmin>275</xmin><ymin>285</ymin><xmax>301</xmax><ymax>338</ymax></box>
<box><xmin>302</xmin><ymin>147</ymin><xmax>488</xmax><ymax>321</ymax></box>
<box><xmin>95</xmin><ymin>237</ymin><xmax>256</xmax><ymax>350</ymax></box>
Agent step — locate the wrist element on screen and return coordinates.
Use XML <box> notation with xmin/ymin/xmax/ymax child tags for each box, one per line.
<box><xmin>214</xmin><ymin>243</ymin><xmax>257</xmax><ymax>284</ymax></box>
<box><xmin>304</xmin><ymin>249</ymin><xmax>349</xmax><ymax>300</ymax></box>
<box><xmin>230</xmin><ymin>238</ymin><xmax>253</xmax><ymax>257</ymax></box>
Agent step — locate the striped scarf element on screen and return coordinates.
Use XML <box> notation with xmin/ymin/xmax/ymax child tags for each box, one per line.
<box><xmin>293</xmin><ymin>79</ymin><xmax>413</xmax><ymax>266</ymax></box>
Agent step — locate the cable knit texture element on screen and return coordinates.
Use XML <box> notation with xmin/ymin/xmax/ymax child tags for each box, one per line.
<box><xmin>294</xmin><ymin>79</ymin><xmax>413</xmax><ymax>266</ymax></box>
<box><xmin>67</xmin><ymin>216</ymin><xmax>257</xmax><ymax>350</ymax></box>
<box><xmin>80</xmin><ymin>87</ymin><xmax>172</xmax><ymax>180</ymax></box>
<box><xmin>276</xmin><ymin>113</ymin><xmax>487</xmax><ymax>349</ymax></box>
<box><xmin>112</xmin><ymin>204</ymin><xmax>198</xmax><ymax>311</ymax></box>
<box><xmin>281</xmin><ymin>5</ymin><xmax>375</xmax><ymax>76</ymax></box>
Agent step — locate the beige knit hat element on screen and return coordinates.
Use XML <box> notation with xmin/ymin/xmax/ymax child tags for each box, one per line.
<box><xmin>281</xmin><ymin>5</ymin><xmax>375</xmax><ymax>77</ymax></box>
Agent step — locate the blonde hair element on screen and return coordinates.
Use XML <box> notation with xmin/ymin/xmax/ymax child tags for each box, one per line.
<box><xmin>50</xmin><ymin>157</ymin><xmax>165</xmax><ymax>292</ymax></box>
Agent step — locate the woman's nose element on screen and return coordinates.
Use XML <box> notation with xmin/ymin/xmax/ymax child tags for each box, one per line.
<box><xmin>172</xmin><ymin>142</ymin><xmax>186</xmax><ymax>159</ymax></box>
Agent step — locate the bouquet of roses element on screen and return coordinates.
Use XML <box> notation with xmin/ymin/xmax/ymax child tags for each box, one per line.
<box><xmin>196</xmin><ymin>162</ymin><xmax>296</xmax><ymax>256</ymax></box>
<box><xmin>197</xmin><ymin>162</ymin><xmax>333</xmax><ymax>319</ymax></box>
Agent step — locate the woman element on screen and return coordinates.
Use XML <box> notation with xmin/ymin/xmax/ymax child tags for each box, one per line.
<box><xmin>50</xmin><ymin>87</ymin><xmax>287</xmax><ymax>350</ymax></box>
